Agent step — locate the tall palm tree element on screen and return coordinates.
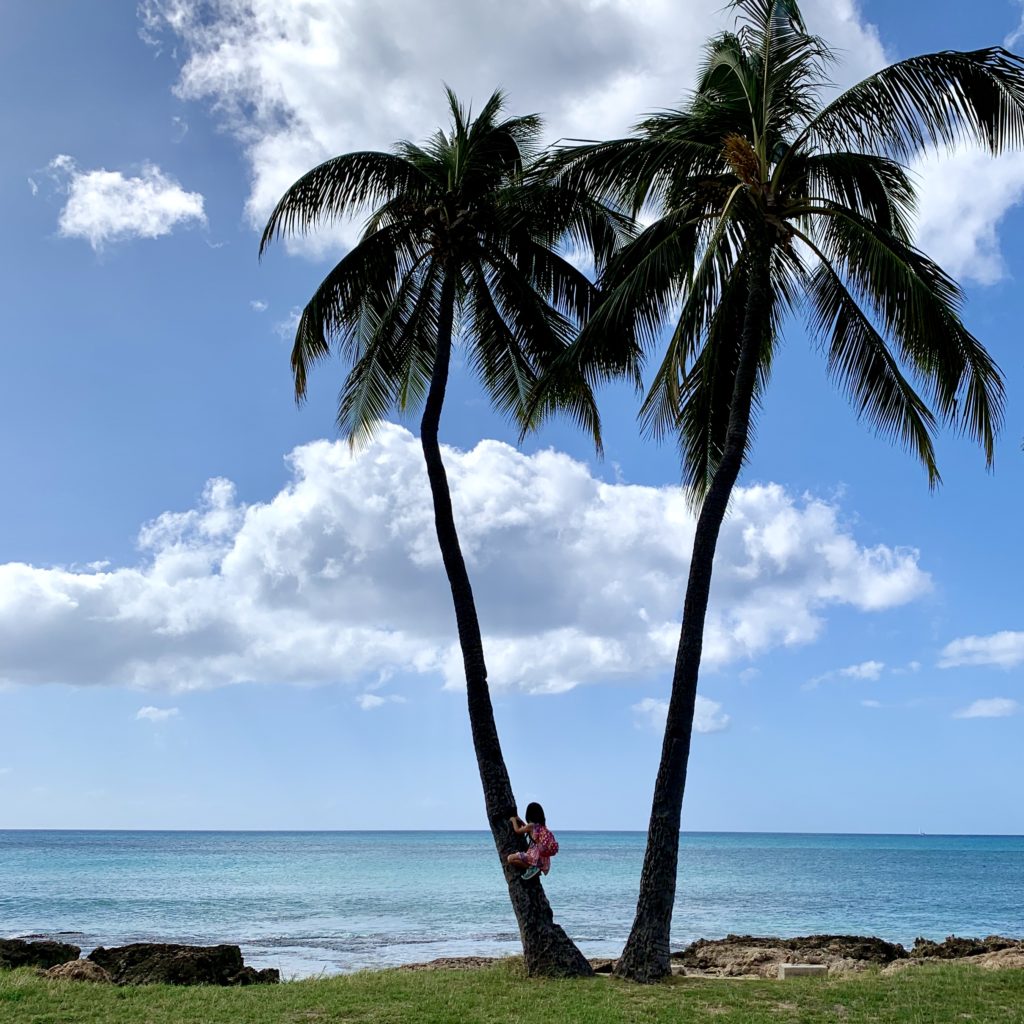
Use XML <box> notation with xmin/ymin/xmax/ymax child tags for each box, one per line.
<box><xmin>259</xmin><ymin>88</ymin><xmax>627</xmax><ymax>977</ymax></box>
<box><xmin>545</xmin><ymin>0</ymin><xmax>1022</xmax><ymax>981</ymax></box>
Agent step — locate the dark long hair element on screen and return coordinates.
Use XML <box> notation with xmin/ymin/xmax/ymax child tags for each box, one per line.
<box><xmin>524</xmin><ymin>801</ymin><xmax>545</xmax><ymax>826</ymax></box>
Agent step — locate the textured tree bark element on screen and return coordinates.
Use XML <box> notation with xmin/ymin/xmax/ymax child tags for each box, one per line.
<box><xmin>615</xmin><ymin>258</ymin><xmax>768</xmax><ymax>983</ymax></box>
<box><xmin>418</xmin><ymin>271</ymin><xmax>593</xmax><ymax>978</ymax></box>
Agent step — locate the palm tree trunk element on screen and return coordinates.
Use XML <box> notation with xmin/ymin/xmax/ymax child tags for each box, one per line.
<box><xmin>615</xmin><ymin>258</ymin><xmax>768</xmax><ymax>983</ymax></box>
<box><xmin>419</xmin><ymin>270</ymin><xmax>593</xmax><ymax>978</ymax></box>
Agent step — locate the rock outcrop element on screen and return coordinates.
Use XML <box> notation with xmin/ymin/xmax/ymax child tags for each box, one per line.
<box><xmin>86</xmin><ymin>943</ymin><xmax>279</xmax><ymax>986</ymax></box>
<box><xmin>43</xmin><ymin>960</ymin><xmax>113</xmax><ymax>983</ymax></box>
<box><xmin>397</xmin><ymin>956</ymin><xmax>503</xmax><ymax>972</ymax></box>
<box><xmin>910</xmin><ymin>935</ymin><xmax>1019</xmax><ymax>959</ymax></box>
<box><xmin>0</xmin><ymin>939</ymin><xmax>82</xmax><ymax>971</ymax></box>
<box><xmin>671</xmin><ymin>934</ymin><xmax>908</xmax><ymax>978</ymax></box>
<box><xmin>885</xmin><ymin>937</ymin><xmax>1024</xmax><ymax>974</ymax></box>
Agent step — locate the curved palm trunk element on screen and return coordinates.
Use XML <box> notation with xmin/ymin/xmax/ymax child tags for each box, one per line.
<box><xmin>418</xmin><ymin>271</ymin><xmax>592</xmax><ymax>978</ymax></box>
<box><xmin>615</xmin><ymin>260</ymin><xmax>768</xmax><ymax>983</ymax></box>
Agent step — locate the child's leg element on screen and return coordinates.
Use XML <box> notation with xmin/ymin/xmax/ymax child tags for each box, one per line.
<box><xmin>506</xmin><ymin>852</ymin><xmax>529</xmax><ymax>870</ymax></box>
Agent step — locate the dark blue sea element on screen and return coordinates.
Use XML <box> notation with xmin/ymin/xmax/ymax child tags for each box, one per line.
<box><xmin>2</xmin><ymin>831</ymin><xmax>1022</xmax><ymax>976</ymax></box>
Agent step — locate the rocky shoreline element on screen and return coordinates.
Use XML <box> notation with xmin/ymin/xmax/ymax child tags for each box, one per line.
<box><xmin>4</xmin><ymin>933</ymin><xmax>1023</xmax><ymax>985</ymax></box>
<box><xmin>0</xmin><ymin>939</ymin><xmax>279</xmax><ymax>986</ymax></box>
<box><xmin>399</xmin><ymin>934</ymin><xmax>1024</xmax><ymax>978</ymax></box>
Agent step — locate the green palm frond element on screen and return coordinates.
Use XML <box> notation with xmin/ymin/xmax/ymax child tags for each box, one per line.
<box><xmin>637</xmin><ymin>207</ymin><xmax>747</xmax><ymax>442</ymax></box>
<box><xmin>337</xmin><ymin>261</ymin><xmax>441</xmax><ymax>445</ymax></box>
<box><xmin>803</xmin><ymin>48</ymin><xmax>1024</xmax><ymax>160</ymax></box>
<box><xmin>542</xmin><ymin>131</ymin><xmax>726</xmax><ymax>216</ymax></box>
<box><xmin>288</xmin><ymin>222</ymin><xmax>422</xmax><ymax>400</ymax></box>
<box><xmin>588</xmin><ymin>208</ymin><xmax>710</xmax><ymax>359</ymax></box>
<box><xmin>260</xmin><ymin>152</ymin><xmax>427</xmax><ymax>255</ymax></box>
<box><xmin>464</xmin><ymin>259</ymin><xmax>541</xmax><ymax>423</ymax></box>
<box><xmin>809</xmin><ymin>205</ymin><xmax>1005</xmax><ymax>462</ymax></box>
<box><xmin>805</xmin><ymin>258</ymin><xmax>940</xmax><ymax>485</ymax></box>
<box><xmin>671</xmin><ymin>256</ymin><xmax>752</xmax><ymax>500</ymax></box>
<box><xmin>792</xmin><ymin>151</ymin><xmax>916</xmax><ymax>240</ymax></box>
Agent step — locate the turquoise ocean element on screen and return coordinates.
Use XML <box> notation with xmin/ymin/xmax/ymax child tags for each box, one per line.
<box><xmin>2</xmin><ymin>831</ymin><xmax>1022</xmax><ymax>976</ymax></box>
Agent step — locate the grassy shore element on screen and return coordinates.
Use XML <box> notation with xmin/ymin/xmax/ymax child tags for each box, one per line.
<box><xmin>3</xmin><ymin>960</ymin><xmax>1024</xmax><ymax>1024</ymax></box>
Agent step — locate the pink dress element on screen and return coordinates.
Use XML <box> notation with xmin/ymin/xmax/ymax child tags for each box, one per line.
<box><xmin>524</xmin><ymin>824</ymin><xmax>555</xmax><ymax>874</ymax></box>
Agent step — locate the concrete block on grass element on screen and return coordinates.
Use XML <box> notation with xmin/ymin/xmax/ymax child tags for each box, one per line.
<box><xmin>778</xmin><ymin>963</ymin><xmax>829</xmax><ymax>979</ymax></box>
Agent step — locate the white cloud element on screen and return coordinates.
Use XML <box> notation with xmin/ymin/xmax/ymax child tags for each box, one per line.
<box><xmin>27</xmin><ymin>178</ymin><xmax>38</xmax><ymax>196</ymax></box>
<box><xmin>952</xmin><ymin>698</ymin><xmax>1020</xmax><ymax>720</ymax></box>
<box><xmin>632</xmin><ymin>695</ymin><xmax>730</xmax><ymax>734</ymax></box>
<box><xmin>891</xmin><ymin>660</ymin><xmax>920</xmax><ymax>676</ymax></box>
<box><xmin>1007</xmin><ymin>2</ymin><xmax>1024</xmax><ymax>48</ymax></box>
<box><xmin>48</xmin><ymin>155</ymin><xmax>206</xmax><ymax>250</ymax></box>
<box><xmin>0</xmin><ymin>425</ymin><xmax>929</xmax><ymax>695</ymax></box>
<box><xmin>138</xmin><ymin>0</ymin><xmax>887</xmax><ymax>256</ymax></box>
<box><xmin>913</xmin><ymin>147</ymin><xmax>1024</xmax><ymax>285</ymax></box>
<box><xmin>0</xmin><ymin>767</ymin><xmax>11</xmax><ymax>776</ymax></box>
<box><xmin>136</xmin><ymin>706</ymin><xmax>180</xmax><ymax>722</ymax></box>
<box><xmin>137</xmin><ymin>0</ymin><xmax>1024</xmax><ymax>284</ymax></box>
<box><xmin>841</xmin><ymin>660</ymin><xmax>885</xmax><ymax>680</ymax></box>
<box><xmin>861</xmin><ymin>699</ymin><xmax>882</xmax><ymax>708</ymax></box>
<box><xmin>274</xmin><ymin>307</ymin><xmax>301</xmax><ymax>339</ymax></box>
<box><xmin>356</xmin><ymin>693</ymin><xmax>406</xmax><ymax>710</ymax></box>
<box><xmin>250</xmin><ymin>299</ymin><xmax>269</xmax><ymax>313</ymax></box>
<box><xmin>807</xmin><ymin>658</ymin><xmax>886</xmax><ymax>688</ymax></box>
<box><xmin>939</xmin><ymin>631</ymin><xmax>1024</xmax><ymax>670</ymax></box>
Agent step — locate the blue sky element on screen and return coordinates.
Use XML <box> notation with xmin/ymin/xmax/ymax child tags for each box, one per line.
<box><xmin>1</xmin><ymin>0</ymin><xmax>1022</xmax><ymax>833</ymax></box>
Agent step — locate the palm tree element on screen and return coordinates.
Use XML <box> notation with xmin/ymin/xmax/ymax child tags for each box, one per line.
<box><xmin>259</xmin><ymin>88</ymin><xmax>628</xmax><ymax>977</ymax></box>
<box><xmin>545</xmin><ymin>0</ymin><xmax>1021</xmax><ymax>981</ymax></box>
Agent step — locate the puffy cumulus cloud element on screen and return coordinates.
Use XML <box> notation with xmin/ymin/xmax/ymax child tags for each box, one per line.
<box><xmin>136</xmin><ymin>706</ymin><xmax>180</xmax><ymax>722</ymax></box>
<box><xmin>912</xmin><ymin>147</ymin><xmax>1024</xmax><ymax>285</ymax></box>
<box><xmin>0</xmin><ymin>425</ymin><xmax>929</xmax><ymax>695</ymax></box>
<box><xmin>633</xmin><ymin>695</ymin><xmax>730</xmax><ymax>734</ymax></box>
<box><xmin>47</xmin><ymin>155</ymin><xmax>206</xmax><ymax>250</ymax></box>
<box><xmin>939</xmin><ymin>631</ymin><xmax>1024</xmax><ymax>670</ymax></box>
<box><xmin>138</xmin><ymin>0</ymin><xmax>886</xmax><ymax>254</ymax></box>
<box><xmin>952</xmin><ymin>698</ymin><xmax>1020</xmax><ymax>720</ymax></box>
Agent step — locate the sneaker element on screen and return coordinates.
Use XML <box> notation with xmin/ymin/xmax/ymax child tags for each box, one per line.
<box><xmin>521</xmin><ymin>866</ymin><xmax>541</xmax><ymax>880</ymax></box>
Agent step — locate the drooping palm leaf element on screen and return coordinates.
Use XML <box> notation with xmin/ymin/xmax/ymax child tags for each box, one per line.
<box><xmin>804</xmin><ymin>48</ymin><xmax>1024</xmax><ymax>160</ymax></box>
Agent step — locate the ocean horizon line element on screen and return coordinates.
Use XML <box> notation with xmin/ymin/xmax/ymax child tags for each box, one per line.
<box><xmin>2</xmin><ymin>827</ymin><xmax>1022</xmax><ymax>838</ymax></box>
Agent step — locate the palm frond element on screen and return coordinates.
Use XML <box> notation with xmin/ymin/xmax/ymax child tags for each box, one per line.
<box><xmin>788</xmin><ymin>151</ymin><xmax>916</xmax><ymax>240</ymax></box>
<box><xmin>336</xmin><ymin>261</ymin><xmax>441</xmax><ymax>444</ymax></box>
<box><xmin>288</xmin><ymin>223</ymin><xmax>424</xmax><ymax>400</ymax></box>
<box><xmin>806</xmin><ymin>257</ymin><xmax>940</xmax><ymax>485</ymax></box>
<box><xmin>803</xmin><ymin>48</ymin><xmax>1024</xmax><ymax>161</ymax></box>
<box><xmin>808</xmin><ymin>204</ymin><xmax>1005</xmax><ymax>463</ymax></box>
<box><xmin>586</xmin><ymin>207</ymin><xmax>715</xmax><ymax>364</ymax></box>
<box><xmin>541</xmin><ymin>132</ymin><xmax>726</xmax><ymax>216</ymax></box>
<box><xmin>260</xmin><ymin>152</ymin><xmax>426</xmax><ymax>255</ymax></box>
<box><xmin>671</xmin><ymin>256</ymin><xmax>752</xmax><ymax>501</ymax></box>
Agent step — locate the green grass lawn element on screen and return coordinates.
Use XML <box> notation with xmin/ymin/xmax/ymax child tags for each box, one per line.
<box><xmin>2</xmin><ymin>960</ymin><xmax>1022</xmax><ymax>1024</ymax></box>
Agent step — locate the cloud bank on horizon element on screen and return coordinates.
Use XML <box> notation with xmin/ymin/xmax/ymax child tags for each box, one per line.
<box><xmin>0</xmin><ymin>425</ymin><xmax>929</xmax><ymax>696</ymax></box>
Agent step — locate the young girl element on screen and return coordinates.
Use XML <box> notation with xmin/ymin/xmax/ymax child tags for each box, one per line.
<box><xmin>506</xmin><ymin>802</ymin><xmax>559</xmax><ymax>880</ymax></box>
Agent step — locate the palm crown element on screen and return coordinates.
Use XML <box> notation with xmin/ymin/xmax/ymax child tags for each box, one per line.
<box><xmin>552</xmin><ymin>0</ymin><xmax>1020</xmax><ymax>495</ymax></box>
<box><xmin>260</xmin><ymin>87</ymin><xmax>629</xmax><ymax>447</ymax></box>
